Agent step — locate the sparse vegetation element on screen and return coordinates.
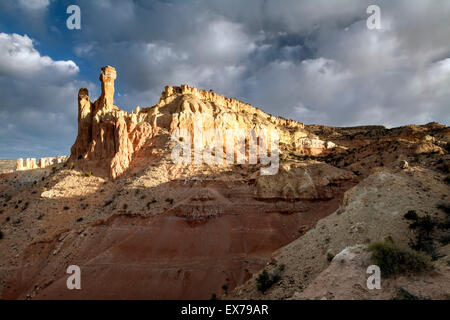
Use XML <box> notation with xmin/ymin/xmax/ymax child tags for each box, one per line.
<box><xmin>368</xmin><ymin>238</ymin><xmax>430</xmax><ymax>277</ymax></box>
<box><xmin>85</xmin><ymin>171</ymin><xmax>92</xmax><ymax>177</ymax></box>
<box><xmin>404</xmin><ymin>210</ymin><xmax>418</xmax><ymax>221</ymax></box>
<box><xmin>63</xmin><ymin>206</ymin><xmax>70</xmax><ymax>210</ymax></box>
<box><xmin>69</xmin><ymin>162</ymin><xmax>74</xmax><ymax>170</ymax></box>
<box><xmin>166</xmin><ymin>198</ymin><xmax>174</xmax><ymax>205</ymax></box>
<box><xmin>407</xmin><ymin>214</ymin><xmax>437</xmax><ymax>256</ymax></box>
<box><xmin>76</xmin><ymin>217</ymin><xmax>83</xmax><ymax>222</ymax></box>
<box><xmin>327</xmin><ymin>252</ymin><xmax>334</xmax><ymax>262</ymax></box>
<box><xmin>256</xmin><ymin>270</ymin><xmax>278</xmax><ymax>293</ymax></box>
<box><xmin>221</xmin><ymin>284</ymin><xmax>228</xmax><ymax>294</ymax></box>
<box><xmin>256</xmin><ymin>264</ymin><xmax>284</xmax><ymax>293</ymax></box>
<box><xmin>0</xmin><ymin>230</ymin><xmax>3</xmax><ymax>239</ymax></box>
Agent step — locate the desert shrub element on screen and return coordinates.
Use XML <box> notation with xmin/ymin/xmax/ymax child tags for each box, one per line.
<box><xmin>221</xmin><ymin>284</ymin><xmax>228</xmax><ymax>294</ymax></box>
<box><xmin>76</xmin><ymin>217</ymin><xmax>83</xmax><ymax>222</ymax></box>
<box><xmin>404</xmin><ymin>210</ymin><xmax>418</xmax><ymax>221</ymax></box>
<box><xmin>0</xmin><ymin>230</ymin><xmax>3</xmax><ymax>239</ymax></box>
<box><xmin>256</xmin><ymin>270</ymin><xmax>272</xmax><ymax>293</ymax></box>
<box><xmin>166</xmin><ymin>198</ymin><xmax>174</xmax><ymax>205</ymax></box>
<box><xmin>327</xmin><ymin>252</ymin><xmax>334</xmax><ymax>262</ymax></box>
<box><xmin>256</xmin><ymin>265</ymin><xmax>284</xmax><ymax>293</ymax></box>
<box><xmin>210</xmin><ymin>293</ymin><xmax>217</xmax><ymax>300</ymax></box>
<box><xmin>408</xmin><ymin>214</ymin><xmax>437</xmax><ymax>255</ymax></box>
<box><xmin>368</xmin><ymin>238</ymin><xmax>429</xmax><ymax>277</ymax></box>
<box><xmin>437</xmin><ymin>203</ymin><xmax>450</xmax><ymax>216</ymax></box>
<box><xmin>122</xmin><ymin>204</ymin><xmax>128</xmax><ymax>210</ymax></box>
<box><xmin>445</xmin><ymin>176</ymin><xmax>450</xmax><ymax>185</ymax></box>
<box><xmin>85</xmin><ymin>171</ymin><xmax>92</xmax><ymax>177</ymax></box>
<box><xmin>41</xmin><ymin>187</ymin><xmax>47</xmax><ymax>193</ymax></box>
<box><xmin>69</xmin><ymin>162</ymin><xmax>74</xmax><ymax>170</ymax></box>
<box><xmin>409</xmin><ymin>215</ymin><xmax>435</xmax><ymax>234</ymax></box>
<box><xmin>63</xmin><ymin>206</ymin><xmax>69</xmax><ymax>210</ymax></box>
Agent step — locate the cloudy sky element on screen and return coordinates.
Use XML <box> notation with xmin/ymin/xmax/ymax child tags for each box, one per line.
<box><xmin>0</xmin><ymin>0</ymin><xmax>449</xmax><ymax>159</ymax></box>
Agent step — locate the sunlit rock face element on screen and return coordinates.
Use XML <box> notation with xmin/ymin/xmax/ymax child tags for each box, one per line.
<box><xmin>15</xmin><ymin>156</ymin><xmax>69</xmax><ymax>170</ymax></box>
<box><xmin>69</xmin><ymin>66</ymin><xmax>336</xmax><ymax>179</ymax></box>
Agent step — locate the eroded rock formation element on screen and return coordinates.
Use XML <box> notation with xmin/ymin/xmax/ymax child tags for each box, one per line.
<box><xmin>69</xmin><ymin>66</ymin><xmax>336</xmax><ymax>178</ymax></box>
<box><xmin>16</xmin><ymin>156</ymin><xmax>68</xmax><ymax>170</ymax></box>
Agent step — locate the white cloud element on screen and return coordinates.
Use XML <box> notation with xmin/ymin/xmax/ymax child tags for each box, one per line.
<box><xmin>0</xmin><ymin>33</ymin><xmax>79</xmax><ymax>78</ymax></box>
<box><xmin>17</xmin><ymin>0</ymin><xmax>50</xmax><ymax>10</ymax></box>
<box><xmin>0</xmin><ymin>33</ymin><xmax>92</xmax><ymax>159</ymax></box>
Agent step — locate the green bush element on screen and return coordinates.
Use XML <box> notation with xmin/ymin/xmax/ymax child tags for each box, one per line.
<box><xmin>327</xmin><ymin>252</ymin><xmax>335</xmax><ymax>262</ymax></box>
<box><xmin>368</xmin><ymin>238</ymin><xmax>429</xmax><ymax>277</ymax></box>
<box><xmin>404</xmin><ymin>210</ymin><xmax>418</xmax><ymax>221</ymax></box>
<box><xmin>404</xmin><ymin>212</ymin><xmax>439</xmax><ymax>256</ymax></box>
<box><xmin>409</xmin><ymin>215</ymin><xmax>435</xmax><ymax>235</ymax></box>
<box><xmin>256</xmin><ymin>266</ymin><xmax>283</xmax><ymax>293</ymax></box>
<box><xmin>256</xmin><ymin>270</ymin><xmax>272</xmax><ymax>293</ymax></box>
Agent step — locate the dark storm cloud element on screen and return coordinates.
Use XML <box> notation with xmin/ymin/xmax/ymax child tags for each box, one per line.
<box><xmin>71</xmin><ymin>0</ymin><xmax>450</xmax><ymax>125</ymax></box>
<box><xmin>0</xmin><ymin>0</ymin><xmax>449</xmax><ymax>158</ymax></box>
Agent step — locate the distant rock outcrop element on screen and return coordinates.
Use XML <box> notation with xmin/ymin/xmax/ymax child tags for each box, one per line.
<box><xmin>16</xmin><ymin>156</ymin><xmax>68</xmax><ymax>170</ymax></box>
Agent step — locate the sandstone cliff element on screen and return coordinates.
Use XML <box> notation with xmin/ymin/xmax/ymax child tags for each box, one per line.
<box><xmin>16</xmin><ymin>156</ymin><xmax>68</xmax><ymax>170</ymax></box>
<box><xmin>1</xmin><ymin>66</ymin><xmax>448</xmax><ymax>300</ymax></box>
<box><xmin>69</xmin><ymin>66</ymin><xmax>336</xmax><ymax>178</ymax></box>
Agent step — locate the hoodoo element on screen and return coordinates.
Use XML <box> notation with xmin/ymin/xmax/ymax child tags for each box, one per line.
<box><xmin>69</xmin><ymin>66</ymin><xmax>337</xmax><ymax>179</ymax></box>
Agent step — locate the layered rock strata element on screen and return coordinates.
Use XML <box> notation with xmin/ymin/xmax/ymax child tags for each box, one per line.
<box><xmin>69</xmin><ymin>66</ymin><xmax>337</xmax><ymax>178</ymax></box>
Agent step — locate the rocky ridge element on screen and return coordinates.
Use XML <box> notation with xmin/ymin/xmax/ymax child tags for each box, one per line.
<box><xmin>69</xmin><ymin>66</ymin><xmax>336</xmax><ymax>179</ymax></box>
<box><xmin>0</xmin><ymin>66</ymin><xmax>448</xmax><ymax>300</ymax></box>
